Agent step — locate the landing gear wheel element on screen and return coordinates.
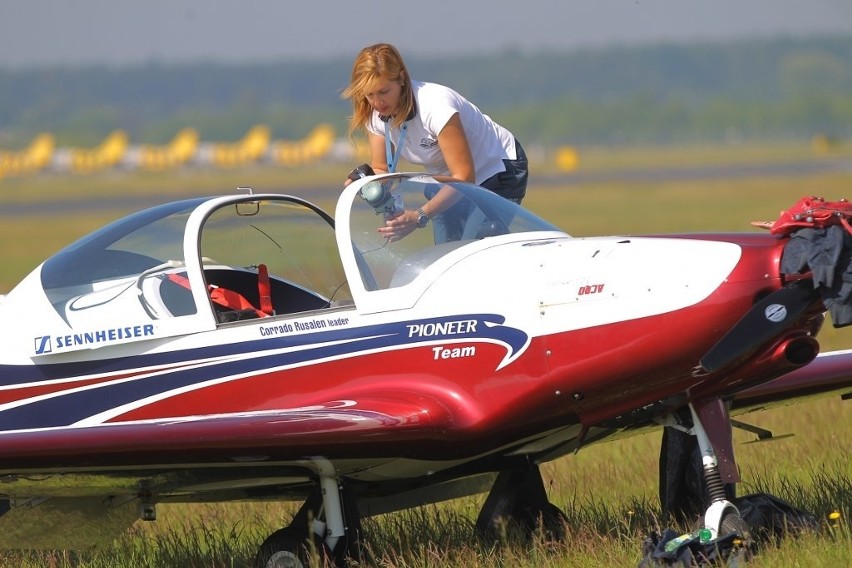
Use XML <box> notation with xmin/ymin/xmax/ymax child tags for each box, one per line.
<box><xmin>254</xmin><ymin>527</ymin><xmax>330</xmax><ymax>568</ymax></box>
<box><xmin>719</xmin><ymin>511</ymin><xmax>752</xmax><ymax>542</ymax></box>
<box><xmin>475</xmin><ymin>466</ymin><xmax>568</xmax><ymax>543</ymax></box>
<box><xmin>513</xmin><ymin>501</ymin><xmax>568</xmax><ymax>541</ymax></box>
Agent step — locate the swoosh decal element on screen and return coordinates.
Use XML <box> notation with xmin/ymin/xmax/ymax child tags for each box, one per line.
<box><xmin>0</xmin><ymin>314</ymin><xmax>528</xmax><ymax>431</ymax></box>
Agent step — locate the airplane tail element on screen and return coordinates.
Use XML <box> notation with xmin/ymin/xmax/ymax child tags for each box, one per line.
<box><xmin>135</xmin><ymin>128</ymin><xmax>200</xmax><ymax>171</ymax></box>
<box><xmin>67</xmin><ymin>130</ymin><xmax>129</xmax><ymax>174</ymax></box>
<box><xmin>210</xmin><ymin>124</ymin><xmax>271</xmax><ymax>168</ymax></box>
<box><xmin>0</xmin><ymin>133</ymin><xmax>56</xmax><ymax>179</ymax></box>
<box><xmin>271</xmin><ymin>124</ymin><xmax>336</xmax><ymax>166</ymax></box>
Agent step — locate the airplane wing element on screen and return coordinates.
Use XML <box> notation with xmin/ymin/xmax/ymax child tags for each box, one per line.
<box><xmin>0</xmin><ymin>394</ymin><xmax>454</xmax><ymax>470</ymax></box>
<box><xmin>731</xmin><ymin>348</ymin><xmax>852</xmax><ymax>412</ymax></box>
<box><xmin>0</xmin><ymin>390</ymin><xmax>461</xmax><ymax>550</ymax></box>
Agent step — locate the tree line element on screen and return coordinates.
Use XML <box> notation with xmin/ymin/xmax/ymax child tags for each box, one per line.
<box><xmin>1</xmin><ymin>35</ymin><xmax>851</xmax><ymax>147</ymax></box>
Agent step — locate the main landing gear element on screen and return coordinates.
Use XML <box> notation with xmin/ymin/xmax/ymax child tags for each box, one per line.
<box><xmin>254</xmin><ymin>460</ymin><xmax>362</xmax><ymax>568</ymax></box>
<box><xmin>254</xmin><ymin>460</ymin><xmax>569</xmax><ymax>568</ymax></box>
<box><xmin>474</xmin><ymin>463</ymin><xmax>568</xmax><ymax>542</ymax></box>
<box><xmin>255</xmin><ymin>400</ymin><xmax>755</xmax><ymax>567</ymax></box>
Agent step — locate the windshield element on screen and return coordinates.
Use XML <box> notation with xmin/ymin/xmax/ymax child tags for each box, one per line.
<box><xmin>40</xmin><ymin>195</ymin><xmax>349</xmax><ymax>327</ymax></box>
<box><xmin>199</xmin><ymin>198</ymin><xmax>350</xmax><ymax>316</ymax></box>
<box><xmin>349</xmin><ymin>175</ymin><xmax>560</xmax><ymax>290</ymax></box>
<box><xmin>41</xmin><ymin>198</ymin><xmax>204</xmax><ymax>313</ymax></box>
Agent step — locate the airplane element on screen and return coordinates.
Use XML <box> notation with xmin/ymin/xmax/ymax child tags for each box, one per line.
<box><xmin>0</xmin><ymin>173</ymin><xmax>849</xmax><ymax>567</ymax></box>
<box><xmin>270</xmin><ymin>123</ymin><xmax>336</xmax><ymax>167</ymax></box>
<box><xmin>123</xmin><ymin>127</ymin><xmax>200</xmax><ymax>171</ymax></box>
<box><xmin>52</xmin><ymin>129</ymin><xmax>130</xmax><ymax>174</ymax></box>
<box><xmin>197</xmin><ymin>124</ymin><xmax>272</xmax><ymax>168</ymax></box>
<box><xmin>0</xmin><ymin>132</ymin><xmax>55</xmax><ymax>179</ymax></box>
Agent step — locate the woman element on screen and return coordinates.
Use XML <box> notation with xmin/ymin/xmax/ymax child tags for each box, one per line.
<box><xmin>342</xmin><ymin>43</ymin><xmax>528</xmax><ymax>241</ymax></box>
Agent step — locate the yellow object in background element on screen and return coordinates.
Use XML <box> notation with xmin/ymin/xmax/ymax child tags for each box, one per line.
<box><xmin>555</xmin><ymin>145</ymin><xmax>579</xmax><ymax>171</ymax></box>
<box><xmin>137</xmin><ymin>128</ymin><xmax>199</xmax><ymax>171</ymax></box>
<box><xmin>211</xmin><ymin>124</ymin><xmax>271</xmax><ymax>168</ymax></box>
<box><xmin>0</xmin><ymin>133</ymin><xmax>55</xmax><ymax>179</ymax></box>
<box><xmin>271</xmin><ymin>124</ymin><xmax>335</xmax><ymax>166</ymax></box>
<box><xmin>68</xmin><ymin>130</ymin><xmax>129</xmax><ymax>174</ymax></box>
<box><xmin>811</xmin><ymin>133</ymin><xmax>842</xmax><ymax>155</ymax></box>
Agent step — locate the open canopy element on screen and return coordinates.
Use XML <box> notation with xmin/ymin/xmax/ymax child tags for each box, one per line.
<box><xmin>19</xmin><ymin>175</ymin><xmax>561</xmax><ymax>356</ymax></box>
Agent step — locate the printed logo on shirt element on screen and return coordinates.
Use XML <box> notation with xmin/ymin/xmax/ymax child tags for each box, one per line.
<box><xmin>420</xmin><ymin>137</ymin><xmax>438</xmax><ymax>149</ymax></box>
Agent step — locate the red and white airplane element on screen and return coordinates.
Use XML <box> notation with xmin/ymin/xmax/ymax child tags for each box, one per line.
<box><xmin>0</xmin><ymin>174</ymin><xmax>849</xmax><ymax>567</ymax></box>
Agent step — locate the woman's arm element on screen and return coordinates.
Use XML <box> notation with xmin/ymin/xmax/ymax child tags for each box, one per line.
<box><xmin>343</xmin><ymin>131</ymin><xmax>388</xmax><ymax>187</ymax></box>
<box><xmin>376</xmin><ymin>113</ymin><xmax>474</xmax><ymax>241</ymax></box>
<box><xmin>367</xmin><ymin>130</ymin><xmax>390</xmax><ymax>175</ymax></box>
<box><xmin>436</xmin><ymin>113</ymin><xmax>475</xmax><ymax>183</ymax></box>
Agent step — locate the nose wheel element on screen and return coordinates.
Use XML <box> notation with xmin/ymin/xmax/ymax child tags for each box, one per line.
<box><xmin>659</xmin><ymin>401</ymin><xmax>753</xmax><ymax>543</ymax></box>
<box><xmin>686</xmin><ymin>402</ymin><xmax>752</xmax><ymax>542</ymax></box>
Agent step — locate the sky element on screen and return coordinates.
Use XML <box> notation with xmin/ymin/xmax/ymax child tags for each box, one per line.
<box><xmin>1</xmin><ymin>0</ymin><xmax>852</xmax><ymax>69</ymax></box>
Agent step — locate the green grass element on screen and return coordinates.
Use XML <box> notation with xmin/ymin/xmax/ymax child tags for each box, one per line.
<box><xmin>0</xmin><ymin>166</ymin><xmax>344</xmax><ymax>204</ymax></box>
<box><xmin>0</xmin><ymin>144</ymin><xmax>851</xmax><ymax>566</ymax></box>
<box><xmin>2</xmin><ymin>443</ymin><xmax>847</xmax><ymax>567</ymax></box>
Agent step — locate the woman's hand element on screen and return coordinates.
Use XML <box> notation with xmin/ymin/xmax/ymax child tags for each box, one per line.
<box><xmin>377</xmin><ymin>209</ymin><xmax>419</xmax><ymax>242</ymax></box>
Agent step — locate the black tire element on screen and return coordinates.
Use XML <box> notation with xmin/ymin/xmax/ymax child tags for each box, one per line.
<box><xmin>719</xmin><ymin>512</ymin><xmax>752</xmax><ymax>542</ymax></box>
<box><xmin>254</xmin><ymin>527</ymin><xmax>329</xmax><ymax>568</ymax></box>
<box><xmin>525</xmin><ymin>502</ymin><xmax>569</xmax><ymax>541</ymax></box>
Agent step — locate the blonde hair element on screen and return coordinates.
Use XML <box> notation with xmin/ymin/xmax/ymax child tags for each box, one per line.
<box><xmin>342</xmin><ymin>43</ymin><xmax>415</xmax><ymax>137</ymax></box>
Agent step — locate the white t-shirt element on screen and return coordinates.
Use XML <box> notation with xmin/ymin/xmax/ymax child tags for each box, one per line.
<box><xmin>367</xmin><ymin>80</ymin><xmax>517</xmax><ymax>184</ymax></box>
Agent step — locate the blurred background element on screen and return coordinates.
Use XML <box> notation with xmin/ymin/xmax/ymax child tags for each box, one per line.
<box><xmin>1</xmin><ymin>0</ymin><xmax>852</xmax><ymax>179</ymax></box>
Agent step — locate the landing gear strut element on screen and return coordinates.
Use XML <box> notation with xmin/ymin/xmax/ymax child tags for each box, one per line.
<box><xmin>254</xmin><ymin>460</ymin><xmax>362</xmax><ymax>568</ymax></box>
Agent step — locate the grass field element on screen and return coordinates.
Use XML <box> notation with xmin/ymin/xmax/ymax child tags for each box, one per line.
<box><xmin>0</xmin><ymin>141</ymin><xmax>850</xmax><ymax>567</ymax></box>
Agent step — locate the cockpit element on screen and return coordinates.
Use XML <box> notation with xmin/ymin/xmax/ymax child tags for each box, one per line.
<box><xmin>344</xmin><ymin>174</ymin><xmax>560</xmax><ymax>292</ymax></box>
<box><xmin>40</xmin><ymin>195</ymin><xmax>350</xmax><ymax>332</ymax></box>
<box><xmin>32</xmin><ymin>175</ymin><xmax>561</xmax><ymax>349</ymax></box>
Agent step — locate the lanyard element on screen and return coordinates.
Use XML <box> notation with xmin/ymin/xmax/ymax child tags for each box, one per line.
<box><xmin>384</xmin><ymin>121</ymin><xmax>408</xmax><ymax>173</ymax></box>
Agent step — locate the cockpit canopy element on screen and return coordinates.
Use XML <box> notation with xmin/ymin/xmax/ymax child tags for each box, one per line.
<box><xmin>345</xmin><ymin>174</ymin><xmax>559</xmax><ymax>290</ymax></box>
<box><xmin>27</xmin><ymin>174</ymin><xmax>561</xmax><ymax>348</ymax></box>
<box><xmin>40</xmin><ymin>195</ymin><xmax>348</xmax><ymax>329</ymax></box>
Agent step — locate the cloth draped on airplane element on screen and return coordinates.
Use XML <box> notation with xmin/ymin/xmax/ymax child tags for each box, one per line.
<box><xmin>780</xmin><ymin>225</ymin><xmax>852</xmax><ymax>327</ymax></box>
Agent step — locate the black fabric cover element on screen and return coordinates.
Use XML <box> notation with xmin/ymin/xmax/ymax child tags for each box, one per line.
<box><xmin>640</xmin><ymin>493</ymin><xmax>818</xmax><ymax>567</ymax></box>
<box><xmin>734</xmin><ymin>492</ymin><xmax>820</xmax><ymax>541</ymax></box>
<box><xmin>638</xmin><ymin>528</ymin><xmax>749</xmax><ymax>567</ymax></box>
<box><xmin>781</xmin><ymin>225</ymin><xmax>852</xmax><ymax>327</ymax></box>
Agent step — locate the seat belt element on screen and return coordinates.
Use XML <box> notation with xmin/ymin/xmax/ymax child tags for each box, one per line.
<box><xmin>257</xmin><ymin>263</ymin><xmax>274</xmax><ymax>315</ymax></box>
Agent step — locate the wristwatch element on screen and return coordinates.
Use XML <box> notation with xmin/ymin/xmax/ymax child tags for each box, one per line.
<box><xmin>416</xmin><ymin>207</ymin><xmax>429</xmax><ymax>228</ymax></box>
